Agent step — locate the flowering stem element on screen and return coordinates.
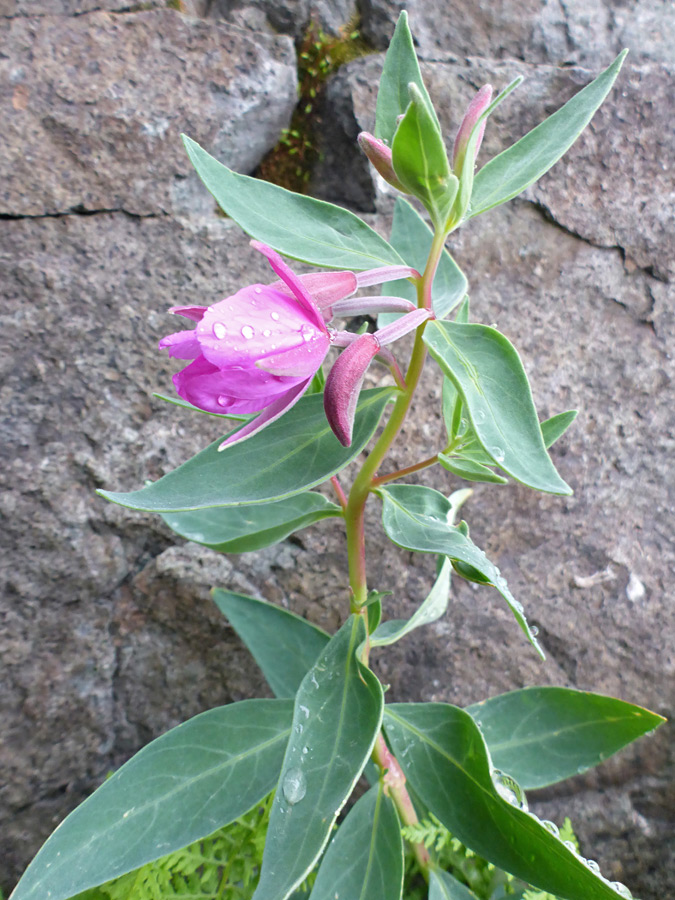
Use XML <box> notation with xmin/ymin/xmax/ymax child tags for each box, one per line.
<box><xmin>330</xmin><ymin>475</ymin><xmax>348</xmax><ymax>512</ymax></box>
<box><xmin>344</xmin><ymin>229</ymin><xmax>447</xmax><ymax>609</ymax></box>
<box><xmin>372</xmin><ymin>733</ymin><xmax>431</xmax><ymax>878</ymax></box>
<box><xmin>371</xmin><ymin>453</ymin><xmax>440</xmax><ymax>487</ymax></box>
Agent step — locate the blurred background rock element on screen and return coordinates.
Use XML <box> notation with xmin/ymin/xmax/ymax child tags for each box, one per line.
<box><xmin>1</xmin><ymin>0</ymin><xmax>672</xmax><ymax>895</ymax></box>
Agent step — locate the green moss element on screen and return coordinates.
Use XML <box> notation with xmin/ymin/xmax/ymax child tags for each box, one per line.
<box><xmin>255</xmin><ymin>18</ymin><xmax>373</xmax><ymax>193</ymax></box>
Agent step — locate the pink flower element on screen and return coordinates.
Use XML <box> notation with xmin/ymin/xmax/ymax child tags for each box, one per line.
<box><xmin>160</xmin><ymin>242</ymin><xmax>422</xmax><ymax>449</ymax></box>
<box><xmin>357</xmin><ymin>132</ymin><xmax>407</xmax><ymax>192</ymax></box>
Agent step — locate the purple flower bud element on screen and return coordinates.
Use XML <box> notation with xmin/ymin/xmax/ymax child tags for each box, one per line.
<box><xmin>357</xmin><ymin>132</ymin><xmax>407</xmax><ymax>192</ymax></box>
<box><xmin>452</xmin><ymin>84</ymin><xmax>493</xmax><ymax>173</ymax></box>
<box><xmin>324</xmin><ymin>334</ymin><xmax>380</xmax><ymax>447</ymax></box>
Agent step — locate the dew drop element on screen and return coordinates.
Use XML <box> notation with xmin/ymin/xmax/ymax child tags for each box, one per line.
<box><xmin>271</xmin><ymin>311</ymin><xmax>280</xmax><ymax>321</ymax></box>
<box><xmin>302</xmin><ymin>746</ymin><xmax>308</xmax><ymax>755</ymax></box>
<box><xmin>563</xmin><ymin>840</ymin><xmax>577</xmax><ymax>853</ymax></box>
<box><xmin>254</xmin><ymin>287</ymin><xmax>263</xmax><ymax>294</ymax></box>
<box><xmin>213</xmin><ymin>322</ymin><xmax>227</xmax><ymax>339</ymax></box>
<box><xmin>541</xmin><ymin>820</ymin><xmax>560</xmax><ymax>837</ymax></box>
<box><xmin>492</xmin><ymin>770</ymin><xmax>528</xmax><ymax>811</ymax></box>
<box><xmin>585</xmin><ymin>859</ymin><xmax>601</xmax><ymax>874</ymax></box>
<box><xmin>610</xmin><ymin>883</ymin><xmax>632</xmax><ymax>898</ymax></box>
<box><xmin>473</xmin><ymin>410</ymin><xmax>486</xmax><ymax>424</ymax></box>
<box><xmin>282</xmin><ymin>768</ymin><xmax>307</xmax><ymax>805</ymax></box>
<box><xmin>217</xmin><ymin>395</ymin><xmax>230</xmax><ymax>407</ymax></box>
<box><xmin>294</xmin><ymin>723</ymin><xmax>304</xmax><ymax>735</ymax></box>
<box><xmin>490</xmin><ymin>445</ymin><xmax>505</xmax><ymax>463</ymax></box>
<box><xmin>300</xmin><ymin>324</ymin><xmax>315</xmax><ymax>342</ymax></box>
<box><xmin>262</xmin><ymin>329</ymin><xmax>272</xmax><ymax>337</ymax></box>
<box><xmin>299</xmin><ymin>704</ymin><xmax>310</xmax><ymax>719</ymax></box>
<box><xmin>241</xmin><ymin>325</ymin><xmax>255</xmax><ymax>340</ymax></box>
<box><xmin>530</xmin><ymin>625</ymin><xmax>539</xmax><ymax>637</ymax></box>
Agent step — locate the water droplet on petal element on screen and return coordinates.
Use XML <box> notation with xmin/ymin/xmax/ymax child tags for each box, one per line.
<box><xmin>271</xmin><ymin>311</ymin><xmax>280</xmax><ymax>321</ymax></box>
<box><xmin>300</xmin><ymin>325</ymin><xmax>315</xmax><ymax>342</ymax></box>
<box><xmin>213</xmin><ymin>322</ymin><xmax>227</xmax><ymax>339</ymax></box>
<box><xmin>241</xmin><ymin>325</ymin><xmax>255</xmax><ymax>340</ymax></box>
<box><xmin>490</xmin><ymin>445</ymin><xmax>505</xmax><ymax>463</ymax></box>
<box><xmin>217</xmin><ymin>396</ymin><xmax>230</xmax><ymax>407</ymax></box>
<box><xmin>262</xmin><ymin>329</ymin><xmax>271</xmax><ymax>337</ymax></box>
<box><xmin>254</xmin><ymin>287</ymin><xmax>263</xmax><ymax>294</ymax></box>
<box><xmin>541</xmin><ymin>820</ymin><xmax>560</xmax><ymax>837</ymax></box>
<box><xmin>282</xmin><ymin>768</ymin><xmax>306</xmax><ymax>805</ymax></box>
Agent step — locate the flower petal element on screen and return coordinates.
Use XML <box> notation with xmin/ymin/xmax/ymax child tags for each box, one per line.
<box><xmin>159</xmin><ymin>330</ymin><xmax>201</xmax><ymax>360</ymax></box>
<box><xmin>323</xmin><ymin>334</ymin><xmax>380</xmax><ymax>447</ymax></box>
<box><xmin>168</xmin><ymin>305</ymin><xmax>209</xmax><ymax>322</ymax></box>
<box><xmin>256</xmin><ymin>334</ymin><xmax>330</xmax><ymax>378</ymax></box>
<box><xmin>173</xmin><ymin>357</ymin><xmax>264</xmax><ymax>415</ymax></box>
<box><xmin>218</xmin><ymin>379</ymin><xmax>312</xmax><ymax>450</ymax></box>
<box><xmin>374</xmin><ymin>307</ymin><xmax>432</xmax><ymax>346</ymax></box>
<box><xmin>271</xmin><ymin>271</ymin><xmax>358</xmax><ymax>319</ymax></box>
<box><xmin>355</xmin><ymin>266</ymin><xmax>420</xmax><ymax>288</ymax></box>
<box><xmin>251</xmin><ymin>241</ymin><xmax>325</xmax><ymax>330</ymax></box>
<box><xmin>331</xmin><ymin>296</ymin><xmax>417</xmax><ymax>317</ymax></box>
<box><xmin>452</xmin><ymin>84</ymin><xmax>493</xmax><ymax>171</ymax></box>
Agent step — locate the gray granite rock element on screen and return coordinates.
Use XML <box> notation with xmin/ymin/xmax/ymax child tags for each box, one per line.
<box><xmin>360</xmin><ymin>0</ymin><xmax>675</xmax><ymax>66</ymax></box>
<box><xmin>208</xmin><ymin>0</ymin><xmax>357</xmax><ymax>37</ymax></box>
<box><xmin>0</xmin><ymin>9</ymin><xmax>297</xmax><ymax>216</ymax></box>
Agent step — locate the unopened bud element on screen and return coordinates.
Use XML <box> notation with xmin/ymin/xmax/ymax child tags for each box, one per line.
<box><xmin>357</xmin><ymin>132</ymin><xmax>407</xmax><ymax>192</ymax></box>
<box><xmin>452</xmin><ymin>84</ymin><xmax>493</xmax><ymax>173</ymax></box>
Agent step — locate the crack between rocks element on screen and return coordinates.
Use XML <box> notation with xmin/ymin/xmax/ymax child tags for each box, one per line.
<box><xmin>0</xmin><ymin>206</ymin><xmax>167</xmax><ymax>221</ymax></box>
<box><xmin>526</xmin><ymin>197</ymin><xmax>665</xmax><ymax>283</ymax></box>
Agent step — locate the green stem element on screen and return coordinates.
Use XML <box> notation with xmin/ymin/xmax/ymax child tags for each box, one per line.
<box><xmin>372</xmin><ymin>733</ymin><xmax>431</xmax><ymax>878</ymax></box>
<box><xmin>344</xmin><ymin>228</ymin><xmax>447</xmax><ymax>610</ymax></box>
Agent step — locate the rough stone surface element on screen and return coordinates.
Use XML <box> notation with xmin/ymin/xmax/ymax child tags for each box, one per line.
<box><xmin>1</xmin><ymin>9</ymin><xmax>297</xmax><ymax>216</ymax></box>
<box><xmin>2</xmin><ymin>1</ymin><xmax>674</xmax><ymax>898</ymax></box>
<box><xmin>208</xmin><ymin>0</ymin><xmax>357</xmax><ymax>37</ymax></box>
<box><xmin>360</xmin><ymin>0</ymin><xmax>675</xmax><ymax>66</ymax></box>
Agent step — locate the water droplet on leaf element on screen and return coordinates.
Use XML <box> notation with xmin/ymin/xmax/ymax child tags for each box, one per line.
<box><xmin>282</xmin><ymin>768</ymin><xmax>307</xmax><ymax>805</ymax></box>
<box><xmin>473</xmin><ymin>410</ymin><xmax>486</xmax><ymax>424</ymax></box>
<box><xmin>610</xmin><ymin>883</ymin><xmax>632</xmax><ymax>898</ymax></box>
<box><xmin>585</xmin><ymin>859</ymin><xmax>601</xmax><ymax>873</ymax></box>
<box><xmin>542</xmin><ymin>820</ymin><xmax>559</xmax><ymax>837</ymax></box>
<box><xmin>490</xmin><ymin>445</ymin><xmax>505</xmax><ymax>463</ymax></box>
<box><xmin>492</xmin><ymin>770</ymin><xmax>528</xmax><ymax>810</ymax></box>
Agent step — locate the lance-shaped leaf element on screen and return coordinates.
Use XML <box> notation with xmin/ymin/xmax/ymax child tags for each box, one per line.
<box><xmin>439</xmin><ymin>454</ymin><xmax>508</xmax><ymax>485</ymax></box>
<box><xmin>375</xmin><ymin>11</ymin><xmax>439</xmax><ymax>145</ymax></box>
<box><xmin>310</xmin><ymin>782</ymin><xmax>404</xmax><ymax>900</ymax></box>
<box><xmin>253</xmin><ymin>616</ymin><xmax>384</xmax><ymax>900</ymax></box>
<box><xmin>430</xmin><ymin>868</ymin><xmax>481</xmax><ymax>900</ymax></box>
<box><xmin>469</xmin><ymin>51</ymin><xmax>628</xmax><ymax>218</ymax></box>
<box><xmin>392</xmin><ymin>84</ymin><xmax>458</xmax><ymax>230</ymax></box>
<box><xmin>423</xmin><ymin>320</ymin><xmax>571</xmax><ymax>495</ymax></box>
<box><xmin>384</xmin><ymin>703</ymin><xmax>635</xmax><ymax>900</ymax></box>
<box><xmin>99</xmin><ymin>387</ymin><xmax>394</xmax><ymax>512</ymax></box>
<box><xmin>212</xmin><ymin>589</ymin><xmax>330</xmax><ymax>699</ymax></box>
<box><xmin>182</xmin><ymin>135</ymin><xmax>404</xmax><ymax>270</ymax></box>
<box><xmin>161</xmin><ymin>492</ymin><xmax>341</xmax><ymax>555</ymax></box>
<box><xmin>378</xmin><ymin>484</ymin><xmax>543</xmax><ymax>658</ymax></box>
<box><xmin>380</xmin><ymin>199</ymin><xmax>467</xmax><ymax>326</ymax></box>
<box><xmin>466</xmin><ymin>687</ymin><xmax>665</xmax><ymax>790</ymax></box>
<box><xmin>10</xmin><ymin>700</ymin><xmax>294</xmax><ymax>900</ymax></box>
<box><xmin>371</xmin><ymin>557</ymin><xmax>452</xmax><ymax>647</ymax></box>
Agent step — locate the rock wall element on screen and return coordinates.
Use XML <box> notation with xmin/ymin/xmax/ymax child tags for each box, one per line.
<box><xmin>1</xmin><ymin>0</ymin><xmax>673</xmax><ymax>896</ymax></box>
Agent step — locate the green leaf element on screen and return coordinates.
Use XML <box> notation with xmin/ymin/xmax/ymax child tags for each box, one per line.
<box><xmin>466</xmin><ymin>687</ymin><xmax>665</xmax><ymax>790</ymax></box>
<box><xmin>379</xmin><ymin>199</ymin><xmax>467</xmax><ymax>326</ymax></box>
<box><xmin>469</xmin><ymin>52</ymin><xmax>628</xmax><ymax>218</ymax></box>
<box><xmin>439</xmin><ymin>454</ymin><xmax>508</xmax><ymax>484</ymax></box>
<box><xmin>310</xmin><ymin>783</ymin><xmax>404</xmax><ymax>900</ymax></box>
<box><xmin>153</xmin><ymin>393</ymin><xmax>251</xmax><ymax>421</ymax></box>
<box><xmin>182</xmin><ymin>135</ymin><xmax>405</xmax><ymax>270</ymax></box>
<box><xmin>375</xmin><ymin>11</ymin><xmax>439</xmax><ymax>145</ymax></box>
<box><xmin>253</xmin><ymin>616</ymin><xmax>384</xmax><ymax>900</ymax></box>
<box><xmin>212</xmin><ymin>589</ymin><xmax>330</xmax><ymax>699</ymax></box>
<box><xmin>161</xmin><ymin>492</ymin><xmax>341</xmax><ymax>554</ymax></box>
<box><xmin>371</xmin><ymin>558</ymin><xmax>451</xmax><ymax>647</ymax></box>
<box><xmin>423</xmin><ymin>320</ymin><xmax>571</xmax><ymax>495</ymax></box>
<box><xmin>541</xmin><ymin>410</ymin><xmax>577</xmax><ymax>448</ymax></box>
<box><xmin>392</xmin><ymin>84</ymin><xmax>458</xmax><ymax>229</ymax></box>
<box><xmin>378</xmin><ymin>484</ymin><xmax>543</xmax><ymax>658</ymax></box>
<box><xmin>99</xmin><ymin>388</ymin><xmax>394</xmax><ymax>512</ymax></box>
<box><xmin>11</xmin><ymin>700</ymin><xmax>293</xmax><ymax>900</ymax></box>
<box><xmin>384</xmin><ymin>703</ymin><xmax>633</xmax><ymax>900</ymax></box>
<box><xmin>429</xmin><ymin>868</ymin><xmax>481</xmax><ymax>900</ymax></box>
